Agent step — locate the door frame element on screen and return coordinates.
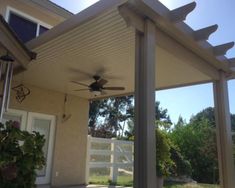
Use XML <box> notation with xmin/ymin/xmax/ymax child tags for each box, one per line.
<box><xmin>27</xmin><ymin>112</ymin><xmax>56</xmax><ymax>185</ymax></box>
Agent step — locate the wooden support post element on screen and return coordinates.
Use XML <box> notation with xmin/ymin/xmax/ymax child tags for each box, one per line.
<box><xmin>213</xmin><ymin>71</ymin><xmax>235</xmax><ymax>188</ymax></box>
<box><xmin>110</xmin><ymin>138</ymin><xmax>118</xmax><ymax>183</ymax></box>
<box><xmin>134</xmin><ymin>19</ymin><xmax>156</xmax><ymax>188</ymax></box>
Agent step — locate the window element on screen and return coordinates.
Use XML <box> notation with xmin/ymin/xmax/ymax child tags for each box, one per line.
<box><xmin>8</xmin><ymin>13</ymin><xmax>38</xmax><ymax>43</ymax></box>
<box><xmin>39</xmin><ymin>25</ymin><xmax>49</xmax><ymax>35</ymax></box>
<box><xmin>6</xmin><ymin>7</ymin><xmax>51</xmax><ymax>43</ymax></box>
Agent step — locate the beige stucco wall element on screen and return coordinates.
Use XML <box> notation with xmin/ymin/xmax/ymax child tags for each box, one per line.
<box><xmin>0</xmin><ymin>0</ymin><xmax>66</xmax><ymax>27</ymax></box>
<box><xmin>9</xmin><ymin>83</ymin><xmax>89</xmax><ymax>186</ymax></box>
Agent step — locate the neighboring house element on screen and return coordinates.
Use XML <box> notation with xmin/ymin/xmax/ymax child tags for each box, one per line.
<box><xmin>0</xmin><ymin>0</ymin><xmax>235</xmax><ymax>188</ymax></box>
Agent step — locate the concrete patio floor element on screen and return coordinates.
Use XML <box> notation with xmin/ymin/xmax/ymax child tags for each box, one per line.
<box><xmin>38</xmin><ymin>185</ymin><xmax>132</xmax><ymax>188</ymax></box>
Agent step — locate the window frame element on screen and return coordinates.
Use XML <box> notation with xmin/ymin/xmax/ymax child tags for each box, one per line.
<box><xmin>5</xmin><ymin>6</ymin><xmax>52</xmax><ymax>38</ymax></box>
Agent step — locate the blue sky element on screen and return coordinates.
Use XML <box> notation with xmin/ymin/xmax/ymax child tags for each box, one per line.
<box><xmin>51</xmin><ymin>0</ymin><xmax>235</xmax><ymax>123</ymax></box>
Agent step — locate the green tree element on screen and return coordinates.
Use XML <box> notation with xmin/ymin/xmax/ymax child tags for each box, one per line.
<box><xmin>156</xmin><ymin>129</ymin><xmax>174</xmax><ymax>177</ymax></box>
<box><xmin>170</xmin><ymin>108</ymin><xmax>220</xmax><ymax>184</ymax></box>
<box><xmin>155</xmin><ymin>101</ymin><xmax>172</xmax><ymax>130</ymax></box>
<box><xmin>125</xmin><ymin>101</ymin><xmax>173</xmax><ymax>139</ymax></box>
<box><xmin>88</xmin><ymin>95</ymin><xmax>134</xmax><ymax>138</ymax></box>
<box><xmin>124</xmin><ymin>102</ymin><xmax>191</xmax><ymax>179</ymax></box>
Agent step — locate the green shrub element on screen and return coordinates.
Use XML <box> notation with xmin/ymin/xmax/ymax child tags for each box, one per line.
<box><xmin>156</xmin><ymin>129</ymin><xmax>175</xmax><ymax>177</ymax></box>
<box><xmin>156</xmin><ymin>129</ymin><xmax>192</xmax><ymax>178</ymax></box>
<box><xmin>0</xmin><ymin>121</ymin><xmax>45</xmax><ymax>188</ymax></box>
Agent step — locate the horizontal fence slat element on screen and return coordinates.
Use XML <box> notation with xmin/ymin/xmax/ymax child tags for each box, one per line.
<box><xmin>90</xmin><ymin>149</ymin><xmax>113</xmax><ymax>155</ymax></box>
<box><xmin>90</xmin><ymin>137</ymin><xmax>134</xmax><ymax>146</ymax></box>
<box><xmin>89</xmin><ymin>162</ymin><xmax>133</xmax><ymax>168</ymax></box>
<box><xmin>90</xmin><ymin>137</ymin><xmax>114</xmax><ymax>143</ymax></box>
<box><xmin>90</xmin><ymin>149</ymin><xmax>133</xmax><ymax>156</ymax></box>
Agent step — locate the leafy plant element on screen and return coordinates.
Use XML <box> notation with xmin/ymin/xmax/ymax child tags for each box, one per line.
<box><xmin>0</xmin><ymin>121</ymin><xmax>45</xmax><ymax>188</ymax></box>
<box><xmin>170</xmin><ymin>112</ymin><xmax>219</xmax><ymax>184</ymax></box>
<box><xmin>156</xmin><ymin>129</ymin><xmax>191</xmax><ymax>178</ymax></box>
<box><xmin>156</xmin><ymin>129</ymin><xmax>175</xmax><ymax>177</ymax></box>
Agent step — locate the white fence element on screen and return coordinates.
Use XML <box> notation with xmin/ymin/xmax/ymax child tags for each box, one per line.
<box><xmin>86</xmin><ymin>136</ymin><xmax>134</xmax><ymax>183</ymax></box>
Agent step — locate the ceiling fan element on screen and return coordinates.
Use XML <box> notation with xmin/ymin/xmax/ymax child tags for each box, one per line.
<box><xmin>71</xmin><ymin>75</ymin><xmax>125</xmax><ymax>96</ymax></box>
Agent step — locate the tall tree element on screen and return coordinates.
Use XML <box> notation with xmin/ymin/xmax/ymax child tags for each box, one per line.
<box><xmin>125</xmin><ymin>101</ymin><xmax>172</xmax><ymax>139</ymax></box>
<box><xmin>169</xmin><ymin>106</ymin><xmax>235</xmax><ymax>184</ymax></box>
<box><xmin>88</xmin><ymin>95</ymin><xmax>134</xmax><ymax>138</ymax></box>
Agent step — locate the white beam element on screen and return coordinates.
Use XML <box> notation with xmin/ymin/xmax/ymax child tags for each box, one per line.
<box><xmin>168</xmin><ymin>2</ymin><xmax>196</xmax><ymax>23</ymax></box>
<box><xmin>213</xmin><ymin>42</ymin><xmax>235</xmax><ymax>57</ymax></box>
<box><xmin>129</xmin><ymin>0</ymin><xmax>230</xmax><ymax>72</ymax></box>
<box><xmin>194</xmin><ymin>25</ymin><xmax>218</xmax><ymax>42</ymax></box>
<box><xmin>118</xmin><ymin>5</ymin><xmax>144</xmax><ymax>33</ymax></box>
<box><xmin>213</xmin><ymin>71</ymin><xmax>235</xmax><ymax>188</ymax></box>
<box><xmin>155</xmin><ymin>27</ymin><xmax>220</xmax><ymax>80</ymax></box>
<box><xmin>134</xmin><ymin>19</ymin><xmax>156</xmax><ymax>188</ymax></box>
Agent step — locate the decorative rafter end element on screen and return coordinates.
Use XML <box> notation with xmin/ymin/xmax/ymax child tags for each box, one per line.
<box><xmin>169</xmin><ymin>2</ymin><xmax>196</xmax><ymax>23</ymax></box>
<box><xmin>194</xmin><ymin>25</ymin><xmax>218</xmax><ymax>42</ymax></box>
<box><xmin>213</xmin><ymin>42</ymin><xmax>235</xmax><ymax>56</ymax></box>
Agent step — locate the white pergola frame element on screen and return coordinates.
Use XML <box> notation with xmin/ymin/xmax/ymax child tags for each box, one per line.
<box><xmin>25</xmin><ymin>0</ymin><xmax>235</xmax><ymax>187</ymax></box>
<box><xmin>119</xmin><ymin>1</ymin><xmax>235</xmax><ymax>188</ymax></box>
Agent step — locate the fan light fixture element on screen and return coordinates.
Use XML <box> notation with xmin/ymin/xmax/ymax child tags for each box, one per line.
<box><xmin>92</xmin><ymin>90</ymin><xmax>101</xmax><ymax>96</ymax></box>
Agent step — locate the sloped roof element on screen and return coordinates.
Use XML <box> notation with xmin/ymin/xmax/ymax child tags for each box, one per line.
<box><xmin>30</xmin><ymin>0</ymin><xmax>74</xmax><ymax>19</ymax></box>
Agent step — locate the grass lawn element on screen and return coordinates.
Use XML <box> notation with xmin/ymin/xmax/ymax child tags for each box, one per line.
<box><xmin>89</xmin><ymin>175</ymin><xmax>219</xmax><ymax>188</ymax></box>
<box><xmin>164</xmin><ymin>182</ymin><xmax>219</xmax><ymax>188</ymax></box>
<box><xmin>89</xmin><ymin>175</ymin><xmax>133</xmax><ymax>187</ymax></box>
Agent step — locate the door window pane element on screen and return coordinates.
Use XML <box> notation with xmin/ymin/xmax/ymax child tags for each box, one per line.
<box><xmin>3</xmin><ymin>114</ymin><xmax>22</xmax><ymax>124</ymax></box>
<box><xmin>2</xmin><ymin>114</ymin><xmax>23</xmax><ymax>130</ymax></box>
<box><xmin>32</xmin><ymin>119</ymin><xmax>51</xmax><ymax>177</ymax></box>
<box><xmin>9</xmin><ymin>12</ymin><xmax>37</xmax><ymax>43</ymax></box>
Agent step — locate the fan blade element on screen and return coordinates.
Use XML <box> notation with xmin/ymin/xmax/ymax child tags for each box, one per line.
<box><xmin>103</xmin><ymin>87</ymin><xmax>125</xmax><ymax>90</ymax></box>
<box><xmin>98</xmin><ymin>79</ymin><xmax>108</xmax><ymax>86</ymax></box>
<box><xmin>71</xmin><ymin>81</ymin><xmax>89</xmax><ymax>87</ymax></box>
<box><xmin>101</xmin><ymin>90</ymin><xmax>107</xmax><ymax>95</ymax></box>
<box><xmin>68</xmin><ymin>68</ymin><xmax>93</xmax><ymax>78</ymax></box>
<box><xmin>74</xmin><ymin>89</ymin><xmax>90</xmax><ymax>91</ymax></box>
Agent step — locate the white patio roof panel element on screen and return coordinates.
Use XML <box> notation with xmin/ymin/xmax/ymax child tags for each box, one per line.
<box><xmin>19</xmin><ymin>7</ymin><xmax>211</xmax><ymax>99</ymax></box>
<box><xmin>19</xmin><ymin>3</ymin><xmax>216</xmax><ymax>99</ymax></box>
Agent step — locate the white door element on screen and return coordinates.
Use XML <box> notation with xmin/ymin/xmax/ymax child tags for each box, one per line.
<box><xmin>3</xmin><ymin>110</ymin><xmax>56</xmax><ymax>185</ymax></box>
<box><xmin>27</xmin><ymin>112</ymin><xmax>56</xmax><ymax>185</ymax></box>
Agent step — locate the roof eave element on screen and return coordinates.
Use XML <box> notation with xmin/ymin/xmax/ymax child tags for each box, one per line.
<box><xmin>22</xmin><ymin>0</ymin><xmax>74</xmax><ymax>19</ymax></box>
<box><xmin>26</xmin><ymin>0</ymin><xmax>128</xmax><ymax>49</ymax></box>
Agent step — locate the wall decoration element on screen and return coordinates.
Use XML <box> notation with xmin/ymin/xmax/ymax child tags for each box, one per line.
<box><xmin>12</xmin><ymin>84</ymin><xmax>30</xmax><ymax>103</ymax></box>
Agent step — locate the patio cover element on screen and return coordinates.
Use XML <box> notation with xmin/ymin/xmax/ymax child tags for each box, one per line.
<box><xmin>23</xmin><ymin>0</ymin><xmax>235</xmax><ymax>99</ymax></box>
